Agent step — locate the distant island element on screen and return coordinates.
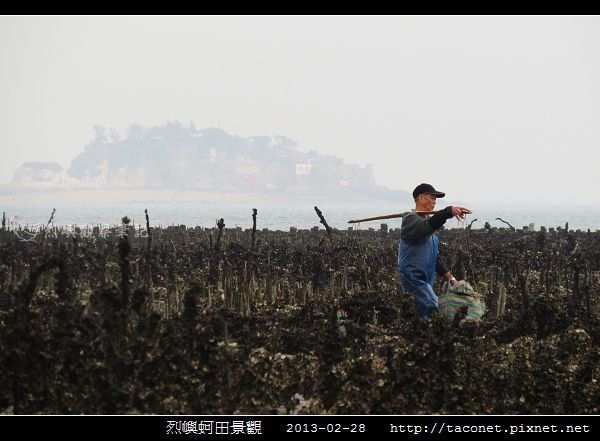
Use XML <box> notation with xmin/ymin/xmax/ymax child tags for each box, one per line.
<box><xmin>8</xmin><ymin>121</ymin><xmax>410</xmax><ymax>204</ymax></box>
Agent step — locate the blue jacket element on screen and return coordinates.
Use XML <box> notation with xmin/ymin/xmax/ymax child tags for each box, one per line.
<box><xmin>397</xmin><ymin>208</ymin><xmax>453</xmax><ymax>291</ymax></box>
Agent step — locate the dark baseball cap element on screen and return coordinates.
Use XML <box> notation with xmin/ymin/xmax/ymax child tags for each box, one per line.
<box><xmin>413</xmin><ymin>183</ymin><xmax>445</xmax><ymax>199</ymax></box>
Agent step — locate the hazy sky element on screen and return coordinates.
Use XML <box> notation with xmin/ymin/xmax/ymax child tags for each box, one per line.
<box><xmin>1</xmin><ymin>16</ymin><xmax>599</xmax><ymax>205</ymax></box>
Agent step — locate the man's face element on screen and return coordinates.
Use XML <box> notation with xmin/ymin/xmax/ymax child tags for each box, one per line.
<box><xmin>418</xmin><ymin>193</ymin><xmax>437</xmax><ymax>211</ymax></box>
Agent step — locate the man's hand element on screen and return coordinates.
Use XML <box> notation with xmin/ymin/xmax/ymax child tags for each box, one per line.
<box><xmin>451</xmin><ymin>206</ymin><xmax>471</xmax><ymax>220</ymax></box>
<box><xmin>444</xmin><ymin>272</ymin><xmax>459</xmax><ymax>286</ymax></box>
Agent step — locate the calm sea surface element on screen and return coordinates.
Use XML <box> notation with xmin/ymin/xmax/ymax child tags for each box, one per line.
<box><xmin>2</xmin><ymin>202</ymin><xmax>599</xmax><ymax>232</ymax></box>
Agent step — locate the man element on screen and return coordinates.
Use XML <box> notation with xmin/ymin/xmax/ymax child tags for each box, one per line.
<box><xmin>397</xmin><ymin>183</ymin><xmax>470</xmax><ymax>319</ymax></box>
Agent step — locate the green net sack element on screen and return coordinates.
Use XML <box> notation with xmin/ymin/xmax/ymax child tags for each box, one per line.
<box><xmin>438</xmin><ymin>280</ymin><xmax>485</xmax><ymax>320</ymax></box>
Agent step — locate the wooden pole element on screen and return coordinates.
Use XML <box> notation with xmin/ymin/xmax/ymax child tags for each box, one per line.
<box><xmin>348</xmin><ymin>211</ymin><xmax>433</xmax><ymax>224</ymax></box>
<box><xmin>348</xmin><ymin>209</ymin><xmax>471</xmax><ymax>224</ymax></box>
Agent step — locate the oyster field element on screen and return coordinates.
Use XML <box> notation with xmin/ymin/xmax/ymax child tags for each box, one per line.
<box><xmin>0</xmin><ymin>216</ymin><xmax>599</xmax><ymax>414</ymax></box>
